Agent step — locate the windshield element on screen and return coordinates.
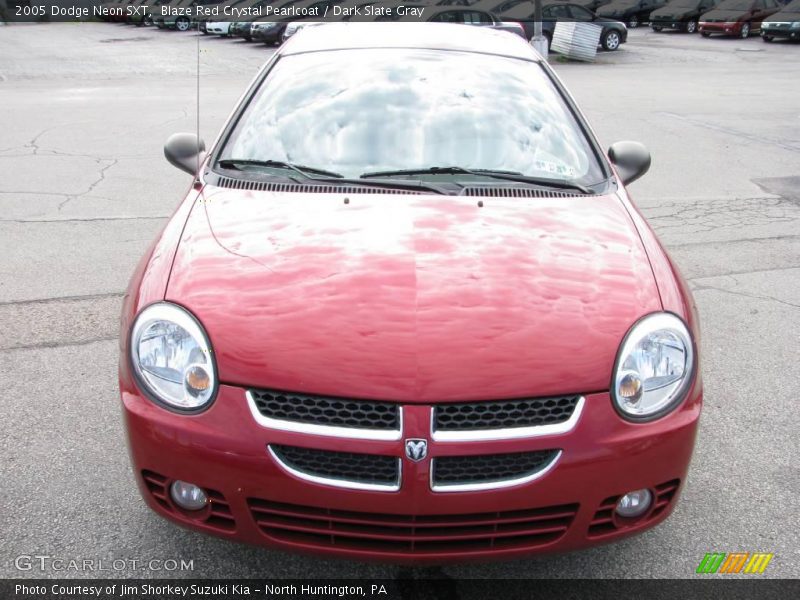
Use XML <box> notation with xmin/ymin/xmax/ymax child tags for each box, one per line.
<box><xmin>665</xmin><ymin>0</ymin><xmax>699</xmax><ymax>8</ymax></box>
<box><xmin>716</xmin><ymin>0</ymin><xmax>752</xmax><ymax>9</ymax></box>
<box><xmin>221</xmin><ymin>49</ymin><xmax>604</xmax><ymax>185</ymax></box>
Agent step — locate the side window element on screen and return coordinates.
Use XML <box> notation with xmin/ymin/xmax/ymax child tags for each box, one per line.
<box><xmin>543</xmin><ymin>4</ymin><xmax>571</xmax><ymax>18</ymax></box>
<box><xmin>569</xmin><ymin>5</ymin><xmax>594</xmax><ymax>20</ymax></box>
<box><xmin>430</xmin><ymin>10</ymin><xmax>463</xmax><ymax>22</ymax></box>
<box><xmin>462</xmin><ymin>10</ymin><xmax>493</xmax><ymax>24</ymax></box>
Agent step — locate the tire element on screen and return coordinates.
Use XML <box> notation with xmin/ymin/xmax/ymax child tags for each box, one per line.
<box><xmin>739</xmin><ymin>22</ymin><xmax>750</xmax><ymax>38</ymax></box>
<box><xmin>143</xmin><ymin>16</ymin><xmax>153</xmax><ymax>26</ymax></box>
<box><xmin>762</xmin><ymin>34</ymin><xmax>773</xmax><ymax>42</ymax></box>
<box><xmin>175</xmin><ymin>17</ymin><xmax>190</xmax><ymax>32</ymax></box>
<box><xmin>602</xmin><ymin>29</ymin><xmax>622</xmax><ymax>50</ymax></box>
<box><xmin>685</xmin><ymin>20</ymin><xmax>697</xmax><ymax>34</ymax></box>
<box><xmin>628</xmin><ymin>15</ymin><xmax>639</xmax><ymax>28</ymax></box>
<box><xmin>652</xmin><ymin>26</ymin><xmax>663</xmax><ymax>32</ymax></box>
<box><xmin>701</xmin><ymin>31</ymin><xmax>711</xmax><ymax>37</ymax></box>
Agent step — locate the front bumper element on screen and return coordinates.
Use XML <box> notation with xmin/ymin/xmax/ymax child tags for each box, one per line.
<box><xmin>699</xmin><ymin>21</ymin><xmax>743</xmax><ymax>35</ymax></box>
<box><xmin>651</xmin><ymin>20</ymin><xmax>687</xmax><ymax>30</ymax></box>
<box><xmin>122</xmin><ymin>380</ymin><xmax>701</xmax><ymax>564</ymax></box>
<box><xmin>761</xmin><ymin>26</ymin><xmax>800</xmax><ymax>39</ymax></box>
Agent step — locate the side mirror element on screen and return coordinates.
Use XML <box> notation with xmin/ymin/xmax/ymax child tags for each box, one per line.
<box><xmin>608</xmin><ymin>141</ymin><xmax>651</xmax><ymax>185</ymax></box>
<box><xmin>164</xmin><ymin>133</ymin><xmax>206</xmax><ymax>175</ymax></box>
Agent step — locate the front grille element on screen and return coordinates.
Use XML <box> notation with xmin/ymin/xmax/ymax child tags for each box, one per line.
<box><xmin>250</xmin><ymin>388</ymin><xmax>400</xmax><ymax>431</ymax></box>
<box><xmin>141</xmin><ymin>470</ymin><xmax>236</xmax><ymax>532</ymax></box>
<box><xmin>248</xmin><ymin>498</ymin><xmax>579</xmax><ymax>555</ymax></box>
<box><xmin>432</xmin><ymin>450</ymin><xmax>559</xmax><ymax>487</ymax></box>
<box><xmin>434</xmin><ymin>395</ymin><xmax>580</xmax><ymax>432</ymax></box>
<box><xmin>270</xmin><ymin>445</ymin><xmax>400</xmax><ymax>487</ymax></box>
<box><xmin>588</xmin><ymin>479</ymin><xmax>680</xmax><ymax>537</ymax></box>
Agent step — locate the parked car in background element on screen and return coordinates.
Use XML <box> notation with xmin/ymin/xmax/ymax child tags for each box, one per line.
<box><xmin>126</xmin><ymin>0</ymin><xmax>160</xmax><ymax>25</ymax></box>
<box><xmin>230</xmin><ymin>16</ymin><xmax>261</xmax><ymax>40</ymax></box>
<box><xmin>573</xmin><ymin>0</ymin><xmax>614</xmax><ymax>10</ymax></box>
<box><xmin>698</xmin><ymin>0</ymin><xmax>781</xmax><ymax>37</ymax></box>
<box><xmin>597</xmin><ymin>0</ymin><xmax>668</xmax><ymax>27</ymax></box>
<box><xmin>153</xmin><ymin>0</ymin><xmax>190</xmax><ymax>28</ymax></box>
<box><xmin>251</xmin><ymin>0</ymin><xmax>347</xmax><ymax>44</ymax></box>
<box><xmin>203</xmin><ymin>0</ymin><xmax>265</xmax><ymax>36</ymax></box>
<box><xmin>760</xmin><ymin>0</ymin><xmax>800</xmax><ymax>39</ymax></box>
<box><xmin>505</xmin><ymin>1</ymin><xmax>628</xmax><ymax>49</ymax></box>
<box><xmin>160</xmin><ymin>0</ymin><xmax>228</xmax><ymax>31</ymax></box>
<box><xmin>396</xmin><ymin>4</ymin><xmax>527</xmax><ymax>37</ymax></box>
<box><xmin>650</xmin><ymin>0</ymin><xmax>718</xmax><ymax>31</ymax></box>
<box><xmin>126</xmin><ymin>21</ymin><xmax>702</xmax><ymax>565</ymax></box>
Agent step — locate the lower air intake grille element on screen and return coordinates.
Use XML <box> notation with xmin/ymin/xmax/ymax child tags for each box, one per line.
<box><xmin>269</xmin><ymin>445</ymin><xmax>399</xmax><ymax>487</ymax></box>
<box><xmin>432</xmin><ymin>450</ymin><xmax>560</xmax><ymax>487</ymax></box>
<box><xmin>247</xmin><ymin>499</ymin><xmax>579</xmax><ymax>555</ymax></box>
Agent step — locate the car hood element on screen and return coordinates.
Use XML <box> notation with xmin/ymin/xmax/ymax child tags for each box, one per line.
<box><xmin>764</xmin><ymin>10</ymin><xmax>800</xmax><ymax>22</ymax></box>
<box><xmin>166</xmin><ymin>187</ymin><xmax>661</xmax><ymax>403</ymax></box>
<box><xmin>651</xmin><ymin>7</ymin><xmax>693</xmax><ymax>18</ymax></box>
<box><xmin>701</xmin><ymin>8</ymin><xmax>749</xmax><ymax>19</ymax></box>
<box><xmin>598</xmin><ymin>3</ymin><xmax>638</xmax><ymax>14</ymax></box>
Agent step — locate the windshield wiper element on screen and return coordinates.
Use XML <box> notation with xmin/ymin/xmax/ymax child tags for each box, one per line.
<box><xmin>361</xmin><ymin>166</ymin><xmax>594</xmax><ymax>194</ymax></box>
<box><xmin>218</xmin><ymin>159</ymin><xmax>344</xmax><ymax>179</ymax></box>
<box><xmin>218</xmin><ymin>159</ymin><xmax>450</xmax><ymax>195</ymax></box>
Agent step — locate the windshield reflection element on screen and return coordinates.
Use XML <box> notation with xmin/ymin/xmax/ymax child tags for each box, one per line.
<box><xmin>222</xmin><ymin>48</ymin><xmax>603</xmax><ymax>185</ymax></box>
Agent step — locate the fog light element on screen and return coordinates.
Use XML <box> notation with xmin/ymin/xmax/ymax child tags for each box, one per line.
<box><xmin>170</xmin><ymin>481</ymin><xmax>208</xmax><ymax>511</ymax></box>
<box><xmin>615</xmin><ymin>489</ymin><xmax>652</xmax><ymax>518</ymax></box>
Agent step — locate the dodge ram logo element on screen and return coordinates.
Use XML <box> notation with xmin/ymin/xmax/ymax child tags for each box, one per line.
<box><xmin>404</xmin><ymin>439</ymin><xmax>428</xmax><ymax>462</ymax></box>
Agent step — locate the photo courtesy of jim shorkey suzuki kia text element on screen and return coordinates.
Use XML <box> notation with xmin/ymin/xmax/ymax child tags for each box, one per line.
<box><xmin>14</xmin><ymin>584</ymin><xmax>386</xmax><ymax>597</ymax></box>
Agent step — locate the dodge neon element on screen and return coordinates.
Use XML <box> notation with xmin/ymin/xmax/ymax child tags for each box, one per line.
<box><xmin>119</xmin><ymin>23</ymin><xmax>702</xmax><ymax>563</ymax></box>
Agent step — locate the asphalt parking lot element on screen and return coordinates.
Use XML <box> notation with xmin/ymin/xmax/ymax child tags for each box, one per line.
<box><xmin>0</xmin><ymin>23</ymin><xmax>798</xmax><ymax>580</ymax></box>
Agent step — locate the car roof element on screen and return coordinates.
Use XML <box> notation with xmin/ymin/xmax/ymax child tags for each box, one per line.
<box><xmin>281</xmin><ymin>22</ymin><xmax>541</xmax><ymax>60</ymax></box>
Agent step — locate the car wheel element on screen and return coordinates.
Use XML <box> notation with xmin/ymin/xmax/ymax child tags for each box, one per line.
<box><xmin>685</xmin><ymin>20</ymin><xmax>698</xmax><ymax>34</ymax></box>
<box><xmin>628</xmin><ymin>16</ymin><xmax>639</xmax><ymax>28</ymax></box>
<box><xmin>175</xmin><ymin>17</ymin><xmax>190</xmax><ymax>32</ymax></box>
<box><xmin>701</xmin><ymin>31</ymin><xmax>711</xmax><ymax>37</ymax></box>
<box><xmin>762</xmin><ymin>34</ymin><xmax>773</xmax><ymax>42</ymax></box>
<box><xmin>739</xmin><ymin>22</ymin><xmax>750</xmax><ymax>38</ymax></box>
<box><xmin>652</xmin><ymin>26</ymin><xmax>663</xmax><ymax>32</ymax></box>
<box><xmin>143</xmin><ymin>16</ymin><xmax>153</xmax><ymax>26</ymax></box>
<box><xmin>602</xmin><ymin>30</ymin><xmax>621</xmax><ymax>50</ymax></box>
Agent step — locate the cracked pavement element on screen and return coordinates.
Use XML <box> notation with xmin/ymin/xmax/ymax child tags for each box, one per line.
<box><xmin>0</xmin><ymin>24</ymin><xmax>798</xmax><ymax>579</ymax></box>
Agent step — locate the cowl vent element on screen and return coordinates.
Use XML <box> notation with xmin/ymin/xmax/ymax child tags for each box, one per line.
<box><xmin>212</xmin><ymin>176</ymin><xmax>423</xmax><ymax>195</ymax></box>
<box><xmin>461</xmin><ymin>187</ymin><xmax>589</xmax><ymax>198</ymax></box>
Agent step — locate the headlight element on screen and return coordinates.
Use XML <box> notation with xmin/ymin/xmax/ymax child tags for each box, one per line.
<box><xmin>791</xmin><ymin>21</ymin><xmax>800</xmax><ymax>29</ymax></box>
<box><xmin>612</xmin><ymin>313</ymin><xmax>694</xmax><ymax>421</ymax></box>
<box><xmin>130</xmin><ymin>303</ymin><xmax>217</xmax><ymax>411</ymax></box>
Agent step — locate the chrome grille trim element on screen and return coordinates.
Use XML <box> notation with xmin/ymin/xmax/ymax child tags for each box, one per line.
<box><xmin>431</xmin><ymin>396</ymin><xmax>585</xmax><ymax>442</ymax></box>
<box><xmin>267</xmin><ymin>445</ymin><xmax>402</xmax><ymax>492</ymax></box>
<box><xmin>430</xmin><ymin>451</ymin><xmax>562</xmax><ymax>493</ymax></box>
<box><xmin>246</xmin><ymin>391</ymin><xmax>403</xmax><ymax>441</ymax></box>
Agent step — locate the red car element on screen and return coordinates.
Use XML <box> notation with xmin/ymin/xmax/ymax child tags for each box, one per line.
<box><xmin>120</xmin><ymin>23</ymin><xmax>702</xmax><ymax>563</ymax></box>
<box><xmin>699</xmin><ymin>0</ymin><xmax>782</xmax><ymax>37</ymax></box>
